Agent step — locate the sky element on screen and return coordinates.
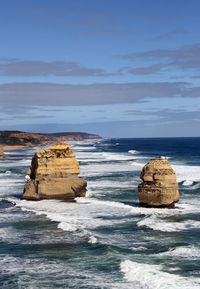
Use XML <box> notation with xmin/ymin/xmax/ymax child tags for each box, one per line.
<box><xmin>0</xmin><ymin>0</ymin><xmax>200</xmax><ymax>138</ymax></box>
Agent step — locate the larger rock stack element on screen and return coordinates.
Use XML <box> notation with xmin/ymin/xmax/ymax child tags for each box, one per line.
<box><xmin>23</xmin><ymin>143</ymin><xmax>87</xmax><ymax>200</ymax></box>
<box><xmin>138</xmin><ymin>158</ymin><xmax>179</xmax><ymax>207</ymax></box>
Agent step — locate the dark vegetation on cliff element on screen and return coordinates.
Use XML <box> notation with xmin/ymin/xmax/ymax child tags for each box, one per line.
<box><xmin>0</xmin><ymin>130</ymin><xmax>102</xmax><ymax>146</ymax></box>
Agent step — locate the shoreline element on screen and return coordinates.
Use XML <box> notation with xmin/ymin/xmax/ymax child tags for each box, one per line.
<box><xmin>4</xmin><ymin>145</ymin><xmax>26</xmax><ymax>151</ymax></box>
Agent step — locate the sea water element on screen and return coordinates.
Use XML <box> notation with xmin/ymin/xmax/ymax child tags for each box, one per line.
<box><xmin>0</xmin><ymin>137</ymin><xmax>200</xmax><ymax>289</ymax></box>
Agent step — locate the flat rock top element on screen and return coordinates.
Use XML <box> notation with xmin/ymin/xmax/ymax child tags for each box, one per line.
<box><xmin>30</xmin><ymin>142</ymin><xmax>80</xmax><ymax>178</ymax></box>
<box><xmin>36</xmin><ymin>143</ymin><xmax>74</xmax><ymax>158</ymax></box>
<box><xmin>142</xmin><ymin>158</ymin><xmax>175</xmax><ymax>172</ymax></box>
<box><xmin>46</xmin><ymin>142</ymin><xmax>71</xmax><ymax>149</ymax></box>
<box><xmin>140</xmin><ymin>158</ymin><xmax>176</xmax><ymax>181</ymax></box>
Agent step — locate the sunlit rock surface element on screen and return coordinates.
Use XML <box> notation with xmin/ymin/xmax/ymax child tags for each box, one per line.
<box><xmin>23</xmin><ymin>143</ymin><xmax>87</xmax><ymax>200</ymax></box>
<box><xmin>138</xmin><ymin>158</ymin><xmax>179</xmax><ymax>207</ymax></box>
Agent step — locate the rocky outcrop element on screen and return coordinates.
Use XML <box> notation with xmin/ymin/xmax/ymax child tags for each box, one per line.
<box><xmin>0</xmin><ymin>145</ymin><xmax>4</xmax><ymax>157</ymax></box>
<box><xmin>0</xmin><ymin>145</ymin><xmax>7</xmax><ymax>158</ymax></box>
<box><xmin>138</xmin><ymin>158</ymin><xmax>179</xmax><ymax>207</ymax></box>
<box><xmin>23</xmin><ymin>143</ymin><xmax>87</xmax><ymax>200</ymax></box>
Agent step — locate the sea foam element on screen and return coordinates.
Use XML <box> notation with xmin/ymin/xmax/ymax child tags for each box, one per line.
<box><xmin>120</xmin><ymin>259</ymin><xmax>200</xmax><ymax>289</ymax></box>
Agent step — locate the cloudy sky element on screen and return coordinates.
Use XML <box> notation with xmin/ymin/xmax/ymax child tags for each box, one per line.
<box><xmin>0</xmin><ymin>0</ymin><xmax>200</xmax><ymax>137</ymax></box>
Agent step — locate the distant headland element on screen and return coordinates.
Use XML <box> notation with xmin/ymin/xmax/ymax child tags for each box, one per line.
<box><xmin>0</xmin><ymin>130</ymin><xmax>102</xmax><ymax>151</ymax></box>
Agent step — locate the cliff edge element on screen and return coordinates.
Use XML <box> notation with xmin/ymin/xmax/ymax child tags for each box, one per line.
<box><xmin>0</xmin><ymin>130</ymin><xmax>102</xmax><ymax>147</ymax></box>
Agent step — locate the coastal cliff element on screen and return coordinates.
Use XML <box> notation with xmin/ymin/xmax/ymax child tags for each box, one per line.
<box><xmin>0</xmin><ymin>130</ymin><xmax>102</xmax><ymax>147</ymax></box>
<box><xmin>0</xmin><ymin>145</ymin><xmax>5</xmax><ymax>158</ymax></box>
<box><xmin>23</xmin><ymin>143</ymin><xmax>87</xmax><ymax>200</ymax></box>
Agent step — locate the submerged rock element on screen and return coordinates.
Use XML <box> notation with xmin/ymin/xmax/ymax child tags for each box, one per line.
<box><xmin>138</xmin><ymin>158</ymin><xmax>179</xmax><ymax>208</ymax></box>
<box><xmin>23</xmin><ymin>143</ymin><xmax>87</xmax><ymax>200</ymax></box>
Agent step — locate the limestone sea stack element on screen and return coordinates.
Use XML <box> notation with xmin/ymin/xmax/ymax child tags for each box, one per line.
<box><xmin>23</xmin><ymin>143</ymin><xmax>87</xmax><ymax>200</ymax></box>
<box><xmin>138</xmin><ymin>158</ymin><xmax>179</xmax><ymax>208</ymax></box>
<box><xmin>0</xmin><ymin>145</ymin><xmax>4</xmax><ymax>156</ymax></box>
<box><xmin>0</xmin><ymin>145</ymin><xmax>6</xmax><ymax>158</ymax></box>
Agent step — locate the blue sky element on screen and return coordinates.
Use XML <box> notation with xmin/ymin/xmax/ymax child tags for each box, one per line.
<box><xmin>0</xmin><ymin>0</ymin><xmax>200</xmax><ymax>137</ymax></box>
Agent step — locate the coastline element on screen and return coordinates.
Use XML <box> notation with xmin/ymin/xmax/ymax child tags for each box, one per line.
<box><xmin>4</xmin><ymin>145</ymin><xmax>26</xmax><ymax>151</ymax></box>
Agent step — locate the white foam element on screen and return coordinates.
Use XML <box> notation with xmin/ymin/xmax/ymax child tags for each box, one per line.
<box><xmin>0</xmin><ymin>159</ymin><xmax>31</xmax><ymax>167</ymax></box>
<box><xmin>172</xmin><ymin>164</ymin><xmax>200</xmax><ymax>183</ymax></box>
<box><xmin>72</xmin><ymin>146</ymin><xmax>96</xmax><ymax>151</ymax></box>
<box><xmin>76</xmin><ymin>151</ymin><xmax>146</xmax><ymax>165</ymax></box>
<box><xmin>161</xmin><ymin>156</ymin><xmax>171</xmax><ymax>160</ymax></box>
<box><xmin>87</xmin><ymin>179</ymin><xmax>138</xmax><ymax>189</ymax></box>
<box><xmin>137</xmin><ymin>214</ymin><xmax>200</xmax><ymax>232</ymax></box>
<box><xmin>102</xmin><ymin>152</ymin><xmax>137</xmax><ymax>161</ymax></box>
<box><xmin>76</xmin><ymin>198</ymin><xmax>181</xmax><ymax>217</ymax></box>
<box><xmin>57</xmin><ymin>222</ymin><xmax>78</xmax><ymax>232</ymax></box>
<box><xmin>80</xmin><ymin>161</ymin><xmax>144</xmax><ymax>177</ymax></box>
<box><xmin>0</xmin><ymin>179</ymin><xmax>25</xmax><ymax>186</ymax></box>
<box><xmin>88</xmin><ymin>235</ymin><xmax>98</xmax><ymax>244</ymax></box>
<box><xmin>15</xmin><ymin>198</ymin><xmax>135</xmax><ymax>236</ymax></box>
<box><xmin>190</xmin><ymin>183</ymin><xmax>200</xmax><ymax>190</ymax></box>
<box><xmin>120</xmin><ymin>259</ymin><xmax>200</xmax><ymax>289</ymax></box>
<box><xmin>182</xmin><ymin>180</ymin><xmax>194</xmax><ymax>186</ymax></box>
<box><xmin>128</xmin><ymin>150</ymin><xmax>138</xmax><ymax>154</ymax></box>
<box><xmin>159</xmin><ymin>245</ymin><xmax>200</xmax><ymax>259</ymax></box>
<box><xmin>1</xmin><ymin>170</ymin><xmax>12</xmax><ymax>176</ymax></box>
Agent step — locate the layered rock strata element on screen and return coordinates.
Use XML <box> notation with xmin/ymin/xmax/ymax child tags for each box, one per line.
<box><xmin>0</xmin><ymin>145</ymin><xmax>3</xmax><ymax>155</ymax></box>
<box><xmin>0</xmin><ymin>145</ymin><xmax>6</xmax><ymax>158</ymax></box>
<box><xmin>23</xmin><ymin>143</ymin><xmax>87</xmax><ymax>200</ymax></box>
<box><xmin>138</xmin><ymin>158</ymin><xmax>179</xmax><ymax>207</ymax></box>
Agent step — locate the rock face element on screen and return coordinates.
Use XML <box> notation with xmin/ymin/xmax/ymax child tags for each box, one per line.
<box><xmin>0</xmin><ymin>145</ymin><xmax>4</xmax><ymax>156</ymax></box>
<box><xmin>138</xmin><ymin>158</ymin><xmax>179</xmax><ymax>207</ymax></box>
<box><xmin>23</xmin><ymin>143</ymin><xmax>87</xmax><ymax>200</ymax></box>
<box><xmin>0</xmin><ymin>145</ymin><xmax>6</xmax><ymax>158</ymax></box>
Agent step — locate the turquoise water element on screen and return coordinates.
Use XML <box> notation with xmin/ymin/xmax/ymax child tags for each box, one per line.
<box><xmin>0</xmin><ymin>138</ymin><xmax>200</xmax><ymax>288</ymax></box>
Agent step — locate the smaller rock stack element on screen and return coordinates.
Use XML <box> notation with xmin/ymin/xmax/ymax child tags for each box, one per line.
<box><xmin>138</xmin><ymin>158</ymin><xmax>179</xmax><ymax>207</ymax></box>
<box><xmin>23</xmin><ymin>143</ymin><xmax>87</xmax><ymax>200</ymax></box>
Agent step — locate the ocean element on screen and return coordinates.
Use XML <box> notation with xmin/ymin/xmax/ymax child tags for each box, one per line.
<box><xmin>0</xmin><ymin>137</ymin><xmax>200</xmax><ymax>289</ymax></box>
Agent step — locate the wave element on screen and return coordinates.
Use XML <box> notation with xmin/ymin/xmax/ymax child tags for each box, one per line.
<box><xmin>120</xmin><ymin>259</ymin><xmax>200</xmax><ymax>289</ymax></box>
<box><xmin>0</xmin><ymin>170</ymin><xmax>12</xmax><ymax>177</ymax></box>
<box><xmin>72</xmin><ymin>146</ymin><xmax>96</xmax><ymax>151</ymax></box>
<box><xmin>88</xmin><ymin>235</ymin><xmax>98</xmax><ymax>244</ymax></box>
<box><xmin>15</xmin><ymin>197</ymin><xmax>199</xmax><ymax>237</ymax></box>
<box><xmin>0</xmin><ymin>170</ymin><xmax>21</xmax><ymax>178</ymax></box>
<box><xmin>14</xmin><ymin>197</ymin><xmax>170</xmax><ymax>244</ymax></box>
<box><xmin>0</xmin><ymin>254</ymin><xmax>126</xmax><ymax>289</ymax></box>
<box><xmin>15</xmin><ymin>198</ymin><xmax>131</xmax><ymax>237</ymax></box>
<box><xmin>80</xmin><ymin>162</ymin><xmax>144</xmax><ymax>178</ymax></box>
<box><xmin>0</xmin><ymin>179</ymin><xmax>25</xmax><ymax>186</ymax></box>
<box><xmin>137</xmin><ymin>214</ymin><xmax>200</xmax><ymax>232</ymax></box>
<box><xmin>159</xmin><ymin>245</ymin><xmax>200</xmax><ymax>259</ymax></box>
<box><xmin>87</xmin><ymin>179</ymin><xmax>138</xmax><ymax>189</ymax></box>
<box><xmin>172</xmin><ymin>164</ymin><xmax>200</xmax><ymax>183</ymax></box>
<box><xmin>182</xmin><ymin>180</ymin><xmax>194</xmax><ymax>186</ymax></box>
<box><xmin>0</xmin><ymin>159</ymin><xmax>31</xmax><ymax>167</ymax></box>
<box><xmin>128</xmin><ymin>150</ymin><xmax>139</xmax><ymax>154</ymax></box>
<box><xmin>161</xmin><ymin>156</ymin><xmax>171</xmax><ymax>160</ymax></box>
